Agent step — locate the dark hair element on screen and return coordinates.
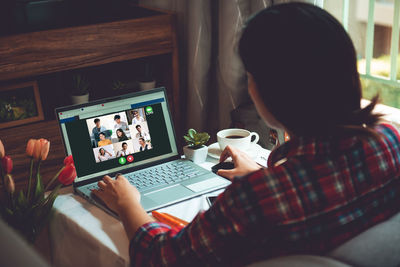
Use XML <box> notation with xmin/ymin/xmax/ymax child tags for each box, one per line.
<box><xmin>238</xmin><ymin>3</ymin><xmax>381</xmax><ymax>137</ymax></box>
<box><xmin>99</xmin><ymin>148</ymin><xmax>105</xmax><ymax>155</ymax></box>
<box><xmin>116</xmin><ymin>128</ymin><xmax>127</xmax><ymax>140</ymax></box>
<box><xmin>99</xmin><ymin>132</ymin><xmax>105</xmax><ymax>137</ymax></box>
<box><xmin>122</xmin><ymin>142</ymin><xmax>127</xmax><ymax>146</ymax></box>
<box><xmin>139</xmin><ymin>137</ymin><xmax>145</xmax><ymax>142</ymax></box>
<box><xmin>135</xmin><ymin>125</ymin><xmax>141</xmax><ymax>129</ymax></box>
<box><xmin>94</xmin><ymin>118</ymin><xmax>100</xmax><ymax>124</ymax></box>
<box><xmin>114</xmin><ymin>115</ymin><xmax>121</xmax><ymax>120</ymax></box>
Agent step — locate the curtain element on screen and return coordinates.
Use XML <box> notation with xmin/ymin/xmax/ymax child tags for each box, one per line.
<box><xmin>138</xmin><ymin>0</ymin><xmax>311</xmax><ymax>137</ymax></box>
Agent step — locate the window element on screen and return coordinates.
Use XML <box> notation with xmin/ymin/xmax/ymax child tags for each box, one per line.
<box><xmin>324</xmin><ymin>0</ymin><xmax>400</xmax><ymax>111</ymax></box>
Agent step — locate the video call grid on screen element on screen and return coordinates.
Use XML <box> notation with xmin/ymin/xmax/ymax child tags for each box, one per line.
<box><xmin>87</xmin><ymin>107</ymin><xmax>153</xmax><ymax>163</ymax></box>
<box><xmin>57</xmin><ymin>90</ymin><xmax>178</xmax><ymax>182</ymax></box>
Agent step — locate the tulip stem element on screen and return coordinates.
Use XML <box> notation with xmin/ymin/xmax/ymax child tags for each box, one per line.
<box><xmin>45</xmin><ymin>166</ymin><xmax>65</xmax><ymax>192</ymax></box>
<box><xmin>10</xmin><ymin>193</ymin><xmax>14</xmax><ymax>210</ymax></box>
<box><xmin>27</xmin><ymin>158</ymin><xmax>34</xmax><ymax>200</ymax></box>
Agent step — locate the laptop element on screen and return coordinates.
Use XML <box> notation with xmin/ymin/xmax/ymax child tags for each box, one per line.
<box><xmin>56</xmin><ymin>87</ymin><xmax>231</xmax><ymax>216</ymax></box>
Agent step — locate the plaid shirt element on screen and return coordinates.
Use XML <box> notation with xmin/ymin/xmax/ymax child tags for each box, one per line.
<box><xmin>130</xmin><ymin>123</ymin><xmax>400</xmax><ymax>266</ymax></box>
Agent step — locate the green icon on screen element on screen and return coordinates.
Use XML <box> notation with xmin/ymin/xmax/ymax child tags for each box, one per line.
<box><xmin>146</xmin><ymin>106</ymin><xmax>153</xmax><ymax>115</ymax></box>
<box><xmin>119</xmin><ymin>157</ymin><xmax>126</xmax><ymax>165</ymax></box>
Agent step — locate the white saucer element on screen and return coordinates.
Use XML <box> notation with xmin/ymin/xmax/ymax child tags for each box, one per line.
<box><xmin>207</xmin><ymin>142</ymin><xmax>263</xmax><ymax>160</ymax></box>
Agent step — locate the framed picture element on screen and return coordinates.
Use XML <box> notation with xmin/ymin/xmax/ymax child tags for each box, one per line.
<box><xmin>0</xmin><ymin>81</ymin><xmax>44</xmax><ymax>129</ymax></box>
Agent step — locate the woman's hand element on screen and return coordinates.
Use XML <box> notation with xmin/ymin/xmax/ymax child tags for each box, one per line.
<box><xmin>92</xmin><ymin>174</ymin><xmax>140</xmax><ymax>215</ymax></box>
<box><xmin>92</xmin><ymin>174</ymin><xmax>154</xmax><ymax>240</ymax></box>
<box><xmin>218</xmin><ymin>145</ymin><xmax>262</xmax><ymax>180</ymax></box>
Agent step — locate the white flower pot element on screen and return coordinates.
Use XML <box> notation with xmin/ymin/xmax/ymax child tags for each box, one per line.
<box><xmin>71</xmin><ymin>93</ymin><xmax>89</xmax><ymax>105</ymax></box>
<box><xmin>139</xmin><ymin>80</ymin><xmax>156</xmax><ymax>91</ymax></box>
<box><xmin>183</xmin><ymin>145</ymin><xmax>208</xmax><ymax>164</ymax></box>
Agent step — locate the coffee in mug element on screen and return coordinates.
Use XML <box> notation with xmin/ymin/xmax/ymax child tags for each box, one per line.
<box><xmin>217</xmin><ymin>128</ymin><xmax>259</xmax><ymax>151</ymax></box>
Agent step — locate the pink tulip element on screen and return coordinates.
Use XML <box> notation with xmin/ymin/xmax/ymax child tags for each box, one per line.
<box><xmin>32</xmin><ymin>138</ymin><xmax>50</xmax><ymax>161</ymax></box>
<box><xmin>0</xmin><ymin>139</ymin><xmax>4</xmax><ymax>159</ymax></box>
<box><xmin>1</xmin><ymin>156</ymin><xmax>13</xmax><ymax>174</ymax></box>
<box><xmin>4</xmin><ymin>174</ymin><xmax>15</xmax><ymax>194</ymax></box>
<box><xmin>33</xmin><ymin>139</ymin><xmax>42</xmax><ymax>160</ymax></box>
<box><xmin>26</xmin><ymin>139</ymin><xmax>37</xmax><ymax>157</ymax></box>
<box><xmin>63</xmin><ymin>155</ymin><xmax>74</xmax><ymax>166</ymax></box>
<box><xmin>40</xmin><ymin>139</ymin><xmax>50</xmax><ymax>161</ymax></box>
<box><xmin>58</xmin><ymin>164</ymin><xmax>76</xmax><ymax>185</ymax></box>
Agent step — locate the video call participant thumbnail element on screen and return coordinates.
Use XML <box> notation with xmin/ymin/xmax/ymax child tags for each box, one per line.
<box><xmin>97</xmin><ymin>147</ymin><xmax>113</xmax><ymax>162</ymax></box>
<box><xmin>131</xmin><ymin>109</ymin><xmax>145</xmax><ymax>125</ymax></box>
<box><xmin>114</xmin><ymin>115</ymin><xmax>129</xmax><ymax>131</ymax></box>
<box><xmin>98</xmin><ymin>132</ymin><xmax>112</xmax><ymax>147</ymax></box>
<box><xmin>135</xmin><ymin>125</ymin><xmax>150</xmax><ymax>141</ymax></box>
<box><xmin>92</xmin><ymin>118</ymin><xmax>107</xmax><ymax>144</ymax></box>
<box><xmin>116</xmin><ymin>142</ymin><xmax>132</xmax><ymax>157</ymax></box>
<box><xmin>138</xmin><ymin>137</ymin><xmax>152</xmax><ymax>152</ymax></box>
<box><xmin>116</xmin><ymin>128</ymin><xmax>129</xmax><ymax>142</ymax></box>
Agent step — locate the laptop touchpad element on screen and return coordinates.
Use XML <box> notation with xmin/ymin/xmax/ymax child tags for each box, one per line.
<box><xmin>145</xmin><ymin>185</ymin><xmax>194</xmax><ymax>204</ymax></box>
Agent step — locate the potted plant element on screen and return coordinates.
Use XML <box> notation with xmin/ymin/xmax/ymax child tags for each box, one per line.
<box><xmin>139</xmin><ymin>61</ymin><xmax>156</xmax><ymax>91</ymax></box>
<box><xmin>111</xmin><ymin>80</ymin><xmax>126</xmax><ymax>92</ymax></box>
<box><xmin>70</xmin><ymin>74</ymin><xmax>90</xmax><ymax>105</ymax></box>
<box><xmin>183</xmin><ymin>128</ymin><xmax>210</xmax><ymax>163</ymax></box>
<box><xmin>111</xmin><ymin>79</ymin><xmax>139</xmax><ymax>94</ymax></box>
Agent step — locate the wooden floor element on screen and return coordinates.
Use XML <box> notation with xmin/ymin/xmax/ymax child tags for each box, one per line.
<box><xmin>0</xmin><ymin>120</ymin><xmax>66</xmax><ymax>195</ymax></box>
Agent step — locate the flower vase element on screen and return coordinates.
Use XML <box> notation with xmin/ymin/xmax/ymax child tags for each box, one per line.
<box><xmin>71</xmin><ymin>93</ymin><xmax>89</xmax><ymax>105</ymax></box>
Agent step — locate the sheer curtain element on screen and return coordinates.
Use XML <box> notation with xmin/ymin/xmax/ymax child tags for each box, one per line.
<box><xmin>138</xmin><ymin>0</ymin><xmax>310</xmax><ymax>137</ymax></box>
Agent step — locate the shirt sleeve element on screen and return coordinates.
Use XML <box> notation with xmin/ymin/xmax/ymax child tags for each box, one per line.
<box><xmin>129</xmin><ymin>172</ymin><xmax>270</xmax><ymax>266</ymax></box>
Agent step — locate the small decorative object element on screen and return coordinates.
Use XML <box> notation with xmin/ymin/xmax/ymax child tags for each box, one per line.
<box><xmin>111</xmin><ymin>79</ymin><xmax>139</xmax><ymax>94</ymax></box>
<box><xmin>0</xmin><ymin>81</ymin><xmax>44</xmax><ymax>129</ymax></box>
<box><xmin>0</xmin><ymin>138</ymin><xmax>77</xmax><ymax>243</ymax></box>
<box><xmin>139</xmin><ymin>61</ymin><xmax>156</xmax><ymax>91</ymax></box>
<box><xmin>111</xmin><ymin>80</ymin><xmax>127</xmax><ymax>91</ymax></box>
<box><xmin>71</xmin><ymin>74</ymin><xmax>90</xmax><ymax>105</ymax></box>
<box><xmin>183</xmin><ymin>128</ymin><xmax>210</xmax><ymax>164</ymax></box>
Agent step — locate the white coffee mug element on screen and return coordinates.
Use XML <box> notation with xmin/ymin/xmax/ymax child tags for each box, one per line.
<box><xmin>217</xmin><ymin>128</ymin><xmax>259</xmax><ymax>151</ymax></box>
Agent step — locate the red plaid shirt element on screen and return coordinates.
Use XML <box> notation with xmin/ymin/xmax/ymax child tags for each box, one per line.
<box><xmin>130</xmin><ymin>123</ymin><xmax>400</xmax><ymax>266</ymax></box>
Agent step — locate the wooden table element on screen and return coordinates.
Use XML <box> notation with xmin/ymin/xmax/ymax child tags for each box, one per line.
<box><xmin>0</xmin><ymin>120</ymin><xmax>65</xmax><ymax>194</ymax></box>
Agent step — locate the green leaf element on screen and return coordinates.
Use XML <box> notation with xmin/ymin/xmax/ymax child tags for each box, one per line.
<box><xmin>45</xmin><ymin>184</ymin><xmax>61</xmax><ymax>205</ymax></box>
<box><xmin>34</xmin><ymin>171</ymin><xmax>45</xmax><ymax>202</ymax></box>
<box><xmin>16</xmin><ymin>191</ymin><xmax>28</xmax><ymax>208</ymax></box>
<box><xmin>5</xmin><ymin>208</ymin><xmax>13</xmax><ymax>216</ymax></box>
<box><xmin>37</xmin><ymin>187</ymin><xmax>59</xmax><ymax>223</ymax></box>
<box><xmin>184</xmin><ymin>129</ymin><xmax>210</xmax><ymax>147</ymax></box>
<box><xmin>188</xmin><ymin>129</ymin><xmax>196</xmax><ymax>139</ymax></box>
<box><xmin>199</xmin><ymin>133</ymin><xmax>210</xmax><ymax>144</ymax></box>
<box><xmin>183</xmin><ymin>135</ymin><xmax>193</xmax><ymax>143</ymax></box>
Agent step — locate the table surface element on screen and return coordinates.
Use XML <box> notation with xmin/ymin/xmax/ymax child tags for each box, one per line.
<box><xmin>50</xmin><ymin>149</ymin><xmax>271</xmax><ymax>267</ymax></box>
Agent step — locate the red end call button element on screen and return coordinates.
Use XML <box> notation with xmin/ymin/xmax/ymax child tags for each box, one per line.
<box><xmin>127</xmin><ymin>155</ymin><xmax>134</xmax><ymax>162</ymax></box>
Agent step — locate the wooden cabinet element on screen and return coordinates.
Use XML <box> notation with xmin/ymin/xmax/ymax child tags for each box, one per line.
<box><xmin>0</xmin><ymin>5</ymin><xmax>180</xmax><ymax>192</ymax></box>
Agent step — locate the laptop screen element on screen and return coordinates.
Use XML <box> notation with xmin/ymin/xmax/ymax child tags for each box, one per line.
<box><xmin>56</xmin><ymin>88</ymin><xmax>178</xmax><ymax>183</ymax></box>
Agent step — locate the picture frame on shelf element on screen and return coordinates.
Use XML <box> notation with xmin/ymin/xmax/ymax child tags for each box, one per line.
<box><xmin>0</xmin><ymin>81</ymin><xmax>44</xmax><ymax>129</ymax></box>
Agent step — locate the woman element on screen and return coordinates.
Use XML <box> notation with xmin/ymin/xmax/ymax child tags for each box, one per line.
<box><xmin>93</xmin><ymin>3</ymin><xmax>400</xmax><ymax>266</ymax></box>
<box><xmin>97</xmin><ymin>148</ymin><xmax>112</xmax><ymax>162</ymax></box>
<box><xmin>116</xmin><ymin>128</ymin><xmax>129</xmax><ymax>142</ymax></box>
<box><xmin>97</xmin><ymin>132</ymin><xmax>112</xmax><ymax>147</ymax></box>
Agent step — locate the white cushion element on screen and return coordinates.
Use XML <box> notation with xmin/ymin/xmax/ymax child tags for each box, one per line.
<box><xmin>246</xmin><ymin>212</ymin><xmax>400</xmax><ymax>266</ymax></box>
<box><xmin>328</xmin><ymin>212</ymin><xmax>400</xmax><ymax>267</ymax></box>
<box><xmin>247</xmin><ymin>255</ymin><xmax>349</xmax><ymax>267</ymax></box>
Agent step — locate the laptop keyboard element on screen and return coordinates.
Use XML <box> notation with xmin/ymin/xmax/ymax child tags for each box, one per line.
<box><xmin>87</xmin><ymin>161</ymin><xmax>209</xmax><ymax>192</ymax></box>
